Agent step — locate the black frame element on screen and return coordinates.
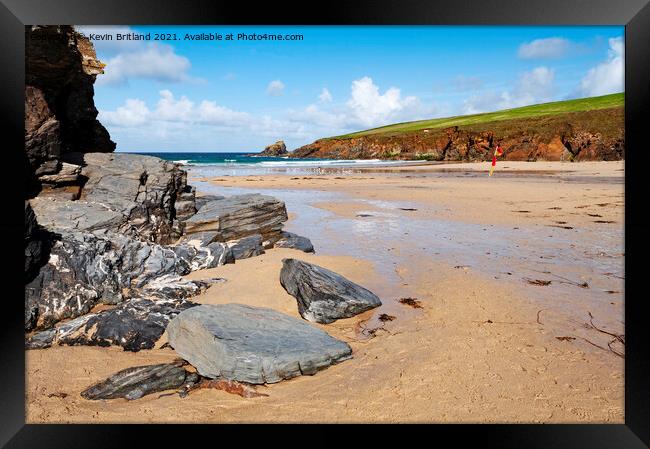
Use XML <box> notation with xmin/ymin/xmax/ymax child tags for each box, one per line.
<box><xmin>1</xmin><ymin>0</ymin><xmax>648</xmax><ymax>447</ymax></box>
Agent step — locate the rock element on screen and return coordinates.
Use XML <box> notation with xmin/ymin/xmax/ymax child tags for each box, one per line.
<box><xmin>171</xmin><ymin>241</ymin><xmax>234</xmax><ymax>270</ymax></box>
<box><xmin>279</xmin><ymin>258</ymin><xmax>381</xmax><ymax>323</ymax></box>
<box><xmin>81</xmin><ymin>362</ymin><xmax>198</xmax><ymax>400</ymax></box>
<box><xmin>274</xmin><ymin>231</ymin><xmax>314</xmax><ymax>253</ymax></box>
<box><xmin>227</xmin><ymin>234</ymin><xmax>265</xmax><ymax>260</ymax></box>
<box><xmin>25</xmin><ymin>202</ymin><xmax>50</xmax><ymax>283</ymax></box>
<box><xmin>194</xmin><ymin>194</ymin><xmax>225</xmax><ymax>211</ymax></box>
<box><xmin>167</xmin><ymin>304</ymin><xmax>352</xmax><ymax>384</ymax></box>
<box><xmin>28</xmin><ymin>297</ymin><xmax>200</xmax><ymax>351</ymax></box>
<box><xmin>135</xmin><ymin>275</ymin><xmax>225</xmax><ymax>300</ymax></box>
<box><xmin>38</xmin><ymin>162</ymin><xmax>81</xmax><ymax>184</ymax></box>
<box><xmin>25</xmin><ymin>26</ymin><xmax>115</xmax><ymax>195</ymax></box>
<box><xmin>29</xmin><ymin>152</ymin><xmax>193</xmax><ymax>244</ymax></box>
<box><xmin>257</xmin><ymin>140</ymin><xmax>288</xmax><ymax>157</ymax></box>
<box><xmin>178</xmin><ymin>230</ymin><xmax>221</xmax><ymax>247</ymax></box>
<box><xmin>24</xmin><ymin>230</ymin><xmax>233</xmax><ymax>332</ymax></box>
<box><xmin>184</xmin><ymin>194</ymin><xmax>288</xmax><ymax>242</ymax></box>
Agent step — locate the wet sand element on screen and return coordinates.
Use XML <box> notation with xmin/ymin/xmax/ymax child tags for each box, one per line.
<box><xmin>27</xmin><ymin>161</ymin><xmax>624</xmax><ymax>423</ymax></box>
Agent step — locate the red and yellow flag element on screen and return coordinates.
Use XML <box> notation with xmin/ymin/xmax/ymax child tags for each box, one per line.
<box><xmin>489</xmin><ymin>145</ymin><xmax>504</xmax><ymax>177</ymax></box>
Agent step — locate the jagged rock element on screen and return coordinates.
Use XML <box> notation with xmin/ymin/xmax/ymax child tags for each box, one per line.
<box><xmin>135</xmin><ymin>275</ymin><xmax>225</xmax><ymax>300</ymax></box>
<box><xmin>279</xmin><ymin>258</ymin><xmax>382</xmax><ymax>324</ymax></box>
<box><xmin>170</xmin><ymin>241</ymin><xmax>234</xmax><ymax>270</ymax></box>
<box><xmin>178</xmin><ymin>230</ymin><xmax>221</xmax><ymax>247</ymax></box>
<box><xmin>29</xmin><ymin>152</ymin><xmax>192</xmax><ymax>244</ymax></box>
<box><xmin>257</xmin><ymin>140</ymin><xmax>288</xmax><ymax>157</ymax></box>
<box><xmin>274</xmin><ymin>231</ymin><xmax>314</xmax><ymax>253</ymax></box>
<box><xmin>23</xmin><ymin>229</ymin><xmax>238</xmax><ymax>331</ymax></box>
<box><xmin>25</xmin><ymin>202</ymin><xmax>49</xmax><ymax>282</ymax></box>
<box><xmin>167</xmin><ymin>304</ymin><xmax>352</xmax><ymax>384</ymax></box>
<box><xmin>27</xmin><ymin>297</ymin><xmax>201</xmax><ymax>351</ymax></box>
<box><xmin>81</xmin><ymin>362</ymin><xmax>199</xmax><ymax>400</ymax></box>
<box><xmin>38</xmin><ymin>162</ymin><xmax>81</xmax><ymax>184</ymax></box>
<box><xmin>184</xmin><ymin>194</ymin><xmax>288</xmax><ymax>242</ymax></box>
<box><xmin>227</xmin><ymin>234</ymin><xmax>265</xmax><ymax>260</ymax></box>
<box><xmin>67</xmin><ymin>152</ymin><xmax>189</xmax><ymax>243</ymax></box>
<box><xmin>25</xmin><ymin>26</ymin><xmax>115</xmax><ymax>195</ymax></box>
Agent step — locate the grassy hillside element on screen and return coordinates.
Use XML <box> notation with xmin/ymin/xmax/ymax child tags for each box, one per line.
<box><xmin>331</xmin><ymin>93</ymin><xmax>624</xmax><ymax>139</ymax></box>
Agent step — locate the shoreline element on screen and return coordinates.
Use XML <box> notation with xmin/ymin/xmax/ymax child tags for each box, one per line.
<box><xmin>27</xmin><ymin>160</ymin><xmax>624</xmax><ymax>423</ymax></box>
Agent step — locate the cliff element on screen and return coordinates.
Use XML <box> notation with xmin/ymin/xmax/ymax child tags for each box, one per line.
<box><xmin>290</xmin><ymin>97</ymin><xmax>624</xmax><ymax>162</ymax></box>
<box><xmin>25</xmin><ymin>25</ymin><xmax>116</xmax><ymax>197</ymax></box>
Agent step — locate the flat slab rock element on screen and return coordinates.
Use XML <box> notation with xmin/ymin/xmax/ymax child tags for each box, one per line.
<box><xmin>167</xmin><ymin>304</ymin><xmax>352</xmax><ymax>384</ymax></box>
<box><xmin>81</xmin><ymin>362</ymin><xmax>198</xmax><ymax>400</ymax></box>
<box><xmin>183</xmin><ymin>194</ymin><xmax>288</xmax><ymax>241</ymax></box>
<box><xmin>280</xmin><ymin>258</ymin><xmax>382</xmax><ymax>324</ymax></box>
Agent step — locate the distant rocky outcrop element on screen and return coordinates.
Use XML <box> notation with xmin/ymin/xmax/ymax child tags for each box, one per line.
<box><xmin>290</xmin><ymin>108</ymin><xmax>624</xmax><ymax>162</ymax></box>
<box><xmin>25</xmin><ymin>25</ymin><xmax>115</xmax><ymax>196</ymax></box>
<box><xmin>167</xmin><ymin>304</ymin><xmax>353</xmax><ymax>384</ymax></box>
<box><xmin>280</xmin><ymin>259</ymin><xmax>382</xmax><ymax>323</ymax></box>
<box><xmin>254</xmin><ymin>140</ymin><xmax>288</xmax><ymax>157</ymax></box>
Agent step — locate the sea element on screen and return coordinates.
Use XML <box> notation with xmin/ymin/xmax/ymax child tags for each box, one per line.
<box><xmin>129</xmin><ymin>152</ymin><xmax>412</xmax><ymax>177</ymax></box>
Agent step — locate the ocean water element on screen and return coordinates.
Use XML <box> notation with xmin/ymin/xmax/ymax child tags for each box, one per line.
<box><xmin>128</xmin><ymin>152</ymin><xmax>411</xmax><ymax>176</ymax></box>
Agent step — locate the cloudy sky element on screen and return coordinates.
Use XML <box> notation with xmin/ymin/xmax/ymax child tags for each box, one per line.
<box><xmin>77</xmin><ymin>25</ymin><xmax>624</xmax><ymax>152</ymax></box>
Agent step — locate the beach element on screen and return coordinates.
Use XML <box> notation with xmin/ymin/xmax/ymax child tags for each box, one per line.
<box><xmin>26</xmin><ymin>160</ymin><xmax>624</xmax><ymax>423</ymax></box>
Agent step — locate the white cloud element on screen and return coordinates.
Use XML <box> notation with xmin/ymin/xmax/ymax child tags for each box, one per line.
<box><xmin>100</xmin><ymin>90</ymin><xmax>250</xmax><ymax>128</ymax></box>
<box><xmin>345</xmin><ymin>76</ymin><xmax>423</xmax><ymax>128</ymax></box>
<box><xmin>577</xmin><ymin>37</ymin><xmax>624</xmax><ymax>97</ymax></box>
<box><xmin>100</xmin><ymin>77</ymin><xmax>437</xmax><ymax>151</ymax></box>
<box><xmin>97</xmin><ymin>43</ymin><xmax>192</xmax><ymax>86</ymax></box>
<box><xmin>99</xmin><ymin>98</ymin><xmax>150</xmax><ymax>127</ymax></box>
<box><xmin>222</xmin><ymin>72</ymin><xmax>237</xmax><ymax>81</ymax></box>
<box><xmin>266</xmin><ymin>80</ymin><xmax>285</xmax><ymax>96</ymax></box>
<box><xmin>518</xmin><ymin>37</ymin><xmax>571</xmax><ymax>59</ymax></box>
<box><xmin>462</xmin><ymin>66</ymin><xmax>555</xmax><ymax>114</ymax></box>
<box><xmin>318</xmin><ymin>88</ymin><xmax>333</xmax><ymax>103</ymax></box>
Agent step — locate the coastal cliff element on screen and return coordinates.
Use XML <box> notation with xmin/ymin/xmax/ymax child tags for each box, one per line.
<box><xmin>25</xmin><ymin>25</ymin><xmax>116</xmax><ymax>197</ymax></box>
<box><xmin>290</xmin><ymin>98</ymin><xmax>624</xmax><ymax>162</ymax></box>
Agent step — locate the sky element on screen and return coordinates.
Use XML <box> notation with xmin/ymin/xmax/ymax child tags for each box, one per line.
<box><xmin>75</xmin><ymin>25</ymin><xmax>625</xmax><ymax>153</ymax></box>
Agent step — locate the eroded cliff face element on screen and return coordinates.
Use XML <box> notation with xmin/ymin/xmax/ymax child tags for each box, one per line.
<box><xmin>290</xmin><ymin>107</ymin><xmax>624</xmax><ymax>162</ymax></box>
<box><xmin>25</xmin><ymin>25</ymin><xmax>116</xmax><ymax>196</ymax></box>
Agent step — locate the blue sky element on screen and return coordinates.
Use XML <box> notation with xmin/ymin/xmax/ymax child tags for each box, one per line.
<box><xmin>75</xmin><ymin>25</ymin><xmax>624</xmax><ymax>152</ymax></box>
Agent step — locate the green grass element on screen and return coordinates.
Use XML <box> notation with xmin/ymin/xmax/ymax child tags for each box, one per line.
<box><xmin>330</xmin><ymin>93</ymin><xmax>624</xmax><ymax>139</ymax></box>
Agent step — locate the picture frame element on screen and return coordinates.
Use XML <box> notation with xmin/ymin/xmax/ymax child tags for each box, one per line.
<box><xmin>1</xmin><ymin>0</ymin><xmax>648</xmax><ymax>446</ymax></box>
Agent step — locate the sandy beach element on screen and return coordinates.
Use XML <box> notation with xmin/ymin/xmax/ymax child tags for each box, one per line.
<box><xmin>27</xmin><ymin>161</ymin><xmax>624</xmax><ymax>423</ymax></box>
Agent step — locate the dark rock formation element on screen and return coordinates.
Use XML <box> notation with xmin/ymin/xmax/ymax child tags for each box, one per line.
<box><xmin>280</xmin><ymin>258</ymin><xmax>381</xmax><ymax>323</ymax></box>
<box><xmin>227</xmin><ymin>234</ymin><xmax>265</xmax><ymax>260</ymax></box>
<box><xmin>290</xmin><ymin>107</ymin><xmax>624</xmax><ymax>162</ymax></box>
<box><xmin>24</xmin><ymin>229</ymin><xmax>230</xmax><ymax>332</ymax></box>
<box><xmin>184</xmin><ymin>194</ymin><xmax>288</xmax><ymax>242</ymax></box>
<box><xmin>256</xmin><ymin>140</ymin><xmax>288</xmax><ymax>157</ymax></box>
<box><xmin>27</xmin><ymin>296</ymin><xmax>200</xmax><ymax>351</ymax></box>
<box><xmin>25</xmin><ymin>202</ymin><xmax>50</xmax><ymax>283</ymax></box>
<box><xmin>167</xmin><ymin>304</ymin><xmax>352</xmax><ymax>384</ymax></box>
<box><xmin>31</xmin><ymin>152</ymin><xmax>192</xmax><ymax>244</ymax></box>
<box><xmin>170</xmin><ymin>242</ymin><xmax>234</xmax><ymax>270</ymax></box>
<box><xmin>25</xmin><ymin>26</ymin><xmax>115</xmax><ymax>196</ymax></box>
<box><xmin>81</xmin><ymin>362</ymin><xmax>199</xmax><ymax>400</ymax></box>
<box><xmin>274</xmin><ymin>231</ymin><xmax>314</xmax><ymax>253</ymax></box>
